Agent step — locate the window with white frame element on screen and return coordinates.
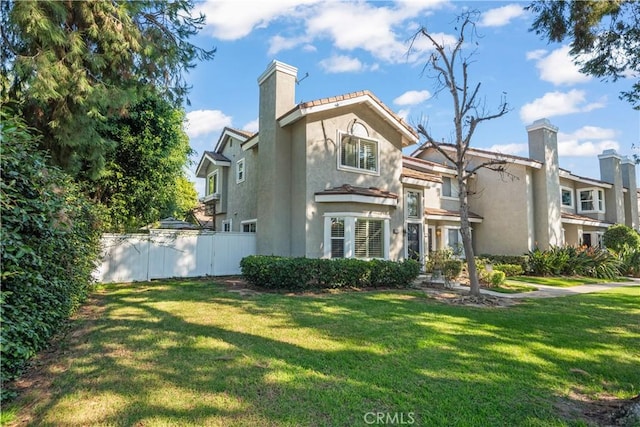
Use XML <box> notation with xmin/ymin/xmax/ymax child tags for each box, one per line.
<box><xmin>561</xmin><ymin>187</ymin><xmax>574</xmax><ymax>208</ymax></box>
<box><xmin>330</xmin><ymin>218</ymin><xmax>345</xmax><ymax>258</ymax></box>
<box><xmin>207</xmin><ymin>170</ymin><xmax>219</xmax><ymax>196</ymax></box>
<box><xmin>441</xmin><ymin>176</ymin><xmax>458</xmax><ymax>198</ymax></box>
<box><xmin>339</xmin><ymin>133</ymin><xmax>378</xmax><ymax>173</ymax></box>
<box><xmin>406</xmin><ymin>191</ymin><xmax>420</xmax><ymax>218</ymax></box>
<box><xmin>444</xmin><ymin>227</ymin><xmax>465</xmax><ymax>257</ymax></box>
<box><xmin>578</xmin><ymin>188</ymin><xmax>605</xmax><ymax>213</ymax></box>
<box><xmin>222</xmin><ymin>219</ymin><xmax>232</xmax><ymax>232</ymax></box>
<box><xmin>324</xmin><ymin>214</ymin><xmax>389</xmax><ymax>259</ymax></box>
<box><xmin>236</xmin><ymin>158</ymin><xmax>245</xmax><ymax>183</ymax></box>
<box><xmin>355</xmin><ymin>219</ymin><xmax>383</xmax><ymax>258</ymax></box>
<box><xmin>242</xmin><ymin>220</ymin><xmax>256</xmax><ymax>233</ymax></box>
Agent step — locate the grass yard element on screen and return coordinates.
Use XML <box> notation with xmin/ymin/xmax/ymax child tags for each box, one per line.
<box><xmin>509</xmin><ymin>275</ymin><xmax>629</xmax><ymax>288</ymax></box>
<box><xmin>492</xmin><ymin>281</ymin><xmax>539</xmax><ymax>294</ymax></box>
<box><xmin>4</xmin><ymin>280</ymin><xmax>640</xmax><ymax>426</ymax></box>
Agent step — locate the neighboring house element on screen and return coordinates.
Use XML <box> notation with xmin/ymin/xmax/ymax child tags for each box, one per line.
<box><xmin>196</xmin><ymin>60</ymin><xmax>639</xmax><ymax>261</ymax></box>
<box><xmin>413</xmin><ymin>119</ymin><xmax>639</xmax><ymax>255</ymax></box>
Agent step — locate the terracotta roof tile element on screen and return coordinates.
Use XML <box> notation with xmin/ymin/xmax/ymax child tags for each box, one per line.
<box><xmin>285</xmin><ymin>90</ymin><xmax>417</xmax><ymax>138</ymax></box>
<box><xmin>204</xmin><ymin>151</ymin><xmax>231</xmax><ymax>162</ymax></box>
<box><xmin>401</xmin><ymin>166</ymin><xmax>442</xmax><ymax>183</ymax></box>
<box><xmin>561</xmin><ymin>212</ymin><xmax>613</xmax><ymax>225</ymax></box>
<box><xmin>315</xmin><ymin>184</ymin><xmax>398</xmax><ymax>199</ymax></box>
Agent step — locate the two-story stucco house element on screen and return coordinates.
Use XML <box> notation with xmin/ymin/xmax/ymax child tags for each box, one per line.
<box><xmin>413</xmin><ymin>119</ymin><xmax>639</xmax><ymax>255</ymax></box>
<box><xmin>196</xmin><ymin>60</ymin><xmax>639</xmax><ymax>261</ymax></box>
<box><xmin>197</xmin><ymin>60</ymin><xmax>426</xmax><ymax>260</ymax></box>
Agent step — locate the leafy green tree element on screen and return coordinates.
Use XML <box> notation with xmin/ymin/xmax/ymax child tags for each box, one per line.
<box><xmin>1</xmin><ymin>111</ymin><xmax>101</xmax><ymax>395</ymax></box>
<box><xmin>1</xmin><ymin>0</ymin><xmax>214</xmax><ymax>178</ymax></box>
<box><xmin>527</xmin><ymin>1</ymin><xmax>640</xmax><ymax>109</ymax></box>
<box><xmin>603</xmin><ymin>224</ymin><xmax>640</xmax><ymax>253</ymax></box>
<box><xmin>92</xmin><ymin>93</ymin><xmax>196</xmax><ymax>231</ymax></box>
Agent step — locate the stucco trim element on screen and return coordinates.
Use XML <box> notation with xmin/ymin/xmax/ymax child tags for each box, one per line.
<box><xmin>241</xmin><ymin>134</ymin><xmax>259</xmax><ymax>151</ymax></box>
<box><xmin>278</xmin><ymin>94</ymin><xmax>418</xmax><ymax>145</ymax></box>
<box><xmin>425</xmin><ymin>214</ymin><xmax>483</xmax><ymax>223</ymax></box>
<box><xmin>401</xmin><ymin>177</ymin><xmax>434</xmax><ymax>187</ymax></box>
<box><xmin>315</xmin><ymin>194</ymin><xmax>398</xmax><ymax>206</ymax></box>
<box><xmin>195</xmin><ymin>153</ymin><xmax>231</xmax><ymax>177</ymax></box>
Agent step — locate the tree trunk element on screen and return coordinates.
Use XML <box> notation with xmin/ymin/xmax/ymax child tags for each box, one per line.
<box><xmin>458</xmin><ymin>176</ymin><xmax>481</xmax><ymax>296</ymax></box>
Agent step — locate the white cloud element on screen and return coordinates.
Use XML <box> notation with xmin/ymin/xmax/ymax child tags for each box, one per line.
<box><xmin>184</xmin><ymin>110</ymin><xmax>232</xmax><ymax>138</ymax></box>
<box><xmin>558</xmin><ymin>139</ymin><xmax>620</xmax><ymax>157</ymax></box>
<box><xmin>479</xmin><ymin>4</ymin><xmax>525</xmax><ymax>27</ymax></box>
<box><xmin>397</xmin><ymin>108</ymin><xmax>411</xmax><ymax>121</ymax></box>
<box><xmin>196</xmin><ymin>0</ymin><xmax>321</xmax><ymax>40</ymax></box>
<box><xmin>559</xmin><ymin>126</ymin><xmax>618</xmax><ymax>142</ymax></box>
<box><xmin>528</xmin><ymin>45</ymin><xmax>592</xmax><ymax>85</ymax></box>
<box><xmin>557</xmin><ymin>125</ymin><xmax>620</xmax><ymax>156</ymax></box>
<box><xmin>519</xmin><ymin>90</ymin><xmax>606</xmax><ymax>123</ymax></box>
<box><xmin>526</xmin><ymin>49</ymin><xmax>547</xmax><ymax>61</ymax></box>
<box><xmin>319</xmin><ymin>55</ymin><xmax>364</xmax><ymax>73</ymax></box>
<box><xmin>306</xmin><ymin>1</ymin><xmax>450</xmax><ymax>64</ymax></box>
<box><xmin>394</xmin><ymin>90</ymin><xmax>432</xmax><ymax>106</ymax></box>
<box><xmin>243</xmin><ymin>118</ymin><xmax>259</xmax><ymax>133</ymax></box>
<box><xmin>487</xmin><ymin>143</ymin><xmax>527</xmax><ymax>155</ymax></box>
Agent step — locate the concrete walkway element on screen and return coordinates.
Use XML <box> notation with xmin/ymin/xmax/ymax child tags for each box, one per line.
<box><xmin>448</xmin><ymin>278</ymin><xmax>640</xmax><ymax>299</ymax></box>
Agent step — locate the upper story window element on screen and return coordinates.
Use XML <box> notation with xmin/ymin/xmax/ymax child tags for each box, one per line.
<box><xmin>339</xmin><ymin>132</ymin><xmax>378</xmax><ymax>174</ymax></box>
<box><xmin>441</xmin><ymin>176</ymin><xmax>459</xmax><ymax>198</ymax></box>
<box><xmin>578</xmin><ymin>188</ymin><xmax>605</xmax><ymax>213</ymax></box>
<box><xmin>406</xmin><ymin>191</ymin><xmax>420</xmax><ymax>218</ymax></box>
<box><xmin>207</xmin><ymin>170</ymin><xmax>219</xmax><ymax>196</ymax></box>
<box><xmin>236</xmin><ymin>158</ymin><xmax>245</xmax><ymax>183</ymax></box>
<box><xmin>561</xmin><ymin>187</ymin><xmax>574</xmax><ymax>208</ymax></box>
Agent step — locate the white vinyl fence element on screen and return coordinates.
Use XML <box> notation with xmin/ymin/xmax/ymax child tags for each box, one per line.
<box><xmin>94</xmin><ymin>231</ymin><xmax>256</xmax><ymax>283</ymax></box>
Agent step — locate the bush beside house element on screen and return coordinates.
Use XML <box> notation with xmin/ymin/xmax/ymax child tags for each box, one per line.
<box><xmin>240</xmin><ymin>256</ymin><xmax>420</xmax><ymax>290</ymax></box>
<box><xmin>0</xmin><ymin>114</ymin><xmax>102</xmax><ymax>399</ymax></box>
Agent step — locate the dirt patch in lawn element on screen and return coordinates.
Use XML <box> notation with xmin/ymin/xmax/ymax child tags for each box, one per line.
<box><xmin>555</xmin><ymin>389</ymin><xmax>640</xmax><ymax>426</ymax></box>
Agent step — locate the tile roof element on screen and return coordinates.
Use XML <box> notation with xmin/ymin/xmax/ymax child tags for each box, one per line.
<box><xmin>424</xmin><ymin>207</ymin><xmax>483</xmax><ymax>220</ymax></box>
<box><xmin>401</xmin><ymin>166</ymin><xmax>442</xmax><ymax>183</ymax></box>
<box><xmin>203</xmin><ymin>151</ymin><xmax>231</xmax><ymax>162</ymax></box>
<box><xmin>281</xmin><ymin>90</ymin><xmax>417</xmax><ymax>138</ymax></box>
<box><xmin>431</xmin><ymin>143</ymin><xmax>543</xmax><ymax>166</ymax></box>
<box><xmin>315</xmin><ymin>184</ymin><xmax>398</xmax><ymax>199</ymax></box>
<box><xmin>561</xmin><ymin>212</ymin><xmax>613</xmax><ymax>225</ymax></box>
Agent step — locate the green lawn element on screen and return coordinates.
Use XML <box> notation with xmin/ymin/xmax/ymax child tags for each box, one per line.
<box><xmin>509</xmin><ymin>275</ymin><xmax>628</xmax><ymax>287</ymax></box>
<box><xmin>5</xmin><ymin>280</ymin><xmax>640</xmax><ymax>426</ymax></box>
<box><xmin>493</xmin><ymin>281</ymin><xmax>539</xmax><ymax>293</ymax></box>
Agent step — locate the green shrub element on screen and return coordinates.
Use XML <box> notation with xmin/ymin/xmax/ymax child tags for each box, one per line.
<box><xmin>618</xmin><ymin>245</ymin><xmax>640</xmax><ymax>277</ymax></box>
<box><xmin>240</xmin><ymin>256</ymin><xmax>420</xmax><ymax>290</ymax></box>
<box><xmin>442</xmin><ymin>259</ymin><xmax>463</xmax><ymax>283</ymax></box>
<box><xmin>494</xmin><ymin>264</ymin><xmax>524</xmax><ymax>277</ymax></box>
<box><xmin>526</xmin><ymin>246</ymin><xmax>621</xmax><ymax>279</ymax></box>
<box><xmin>1</xmin><ymin>112</ymin><xmax>101</xmax><ymax>399</ymax></box>
<box><xmin>480</xmin><ymin>254</ymin><xmax>529</xmax><ymax>271</ymax></box>
<box><xmin>490</xmin><ymin>271</ymin><xmax>506</xmax><ymax>287</ymax></box>
<box><xmin>603</xmin><ymin>224</ymin><xmax>640</xmax><ymax>253</ymax></box>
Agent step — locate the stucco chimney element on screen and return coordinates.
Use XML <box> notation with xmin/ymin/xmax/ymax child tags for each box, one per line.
<box><xmin>621</xmin><ymin>156</ymin><xmax>639</xmax><ymax>230</ymax></box>
<box><xmin>526</xmin><ymin>119</ymin><xmax>562</xmax><ymax>249</ymax></box>
<box><xmin>256</xmin><ymin>60</ymin><xmax>297</xmax><ymax>256</ymax></box>
<box><xmin>598</xmin><ymin>149</ymin><xmax>625</xmax><ymax>225</ymax></box>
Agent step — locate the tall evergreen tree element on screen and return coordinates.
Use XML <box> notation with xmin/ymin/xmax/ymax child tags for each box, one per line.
<box><xmin>1</xmin><ymin>0</ymin><xmax>214</xmax><ymax>178</ymax></box>
<box><xmin>527</xmin><ymin>0</ymin><xmax>640</xmax><ymax>110</ymax></box>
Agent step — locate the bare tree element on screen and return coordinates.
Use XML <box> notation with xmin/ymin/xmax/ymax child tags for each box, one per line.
<box><xmin>411</xmin><ymin>11</ymin><xmax>510</xmax><ymax>297</ymax></box>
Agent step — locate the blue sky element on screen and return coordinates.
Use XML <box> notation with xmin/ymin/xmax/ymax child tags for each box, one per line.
<box><xmin>182</xmin><ymin>0</ymin><xmax>639</xmax><ymax>194</ymax></box>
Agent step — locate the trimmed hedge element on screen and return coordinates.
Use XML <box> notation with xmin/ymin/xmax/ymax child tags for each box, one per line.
<box><xmin>480</xmin><ymin>254</ymin><xmax>529</xmax><ymax>271</ymax></box>
<box><xmin>1</xmin><ymin>113</ymin><xmax>101</xmax><ymax>399</ymax></box>
<box><xmin>240</xmin><ymin>256</ymin><xmax>421</xmax><ymax>290</ymax></box>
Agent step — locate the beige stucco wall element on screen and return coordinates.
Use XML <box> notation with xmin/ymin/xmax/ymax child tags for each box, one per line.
<box><xmin>220</xmin><ymin>137</ymin><xmax>259</xmax><ymax>231</ymax></box>
<box><xmin>471</xmin><ymin>162</ymin><xmax>534</xmax><ymax>255</ymax></box>
<box><xmin>297</xmin><ymin>105</ymin><xmax>406</xmax><ymax>260</ymax></box>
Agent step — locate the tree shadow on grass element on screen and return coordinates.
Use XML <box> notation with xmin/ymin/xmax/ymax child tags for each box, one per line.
<box><xmin>12</xmin><ymin>282</ymin><xmax>640</xmax><ymax>426</ymax></box>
